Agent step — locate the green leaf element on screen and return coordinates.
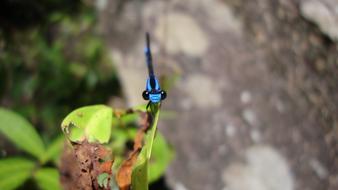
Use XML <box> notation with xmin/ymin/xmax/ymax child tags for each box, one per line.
<box><xmin>120</xmin><ymin>113</ymin><xmax>139</xmax><ymax>125</ymax></box>
<box><xmin>145</xmin><ymin>104</ymin><xmax>161</xmax><ymax>159</ymax></box>
<box><xmin>40</xmin><ymin>135</ymin><xmax>65</xmax><ymax>164</ymax></box>
<box><xmin>61</xmin><ymin>105</ymin><xmax>112</xmax><ymax>143</ymax></box>
<box><xmin>98</xmin><ymin>173</ymin><xmax>119</xmax><ymax>190</ymax></box>
<box><xmin>148</xmin><ymin>133</ymin><xmax>174</xmax><ymax>183</ymax></box>
<box><xmin>0</xmin><ymin>157</ymin><xmax>35</xmax><ymax>190</ymax></box>
<box><xmin>131</xmin><ymin>103</ymin><xmax>161</xmax><ymax>190</ymax></box>
<box><xmin>110</xmin><ymin>129</ymin><xmax>129</xmax><ymax>156</ymax></box>
<box><xmin>34</xmin><ymin>168</ymin><xmax>62</xmax><ymax>190</ymax></box>
<box><xmin>132</xmin><ymin>104</ymin><xmax>147</xmax><ymax>112</ymax></box>
<box><xmin>131</xmin><ymin>147</ymin><xmax>148</xmax><ymax>190</ymax></box>
<box><xmin>0</xmin><ymin>108</ymin><xmax>45</xmax><ymax>160</ymax></box>
<box><xmin>97</xmin><ymin>173</ymin><xmax>110</xmax><ymax>189</ymax></box>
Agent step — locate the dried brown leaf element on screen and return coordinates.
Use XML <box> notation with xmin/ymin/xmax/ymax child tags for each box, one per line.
<box><xmin>116</xmin><ymin>112</ymin><xmax>151</xmax><ymax>190</ymax></box>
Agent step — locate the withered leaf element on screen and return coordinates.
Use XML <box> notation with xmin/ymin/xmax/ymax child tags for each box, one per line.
<box><xmin>116</xmin><ymin>112</ymin><xmax>151</xmax><ymax>190</ymax></box>
<box><xmin>60</xmin><ymin>141</ymin><xmax>113</xmax><ymax>190</ymax></box>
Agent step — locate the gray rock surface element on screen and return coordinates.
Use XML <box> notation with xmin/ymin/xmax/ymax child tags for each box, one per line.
<box><xmin>223</xmin><ymin>145</ymin><xmax>294</xmax><ymax>190</ymax></box>
<box><xmin>99</xmin><ymin>0</ymin><xmax>336</xmax><ymax>189</ymax></box>
<box><xmin>300</xmin><ymin>0</ymin><xmax>338</xmax><ymax>41</ymax></box>
<box><xmin>155</xmin><ymin>12</ymin><xmax>209</xmax><ymax>56</ymax></box>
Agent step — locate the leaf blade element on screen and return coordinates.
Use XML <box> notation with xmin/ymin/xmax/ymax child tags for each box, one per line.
<box><xmin>0</xmin><ymin>157</ymin><xmax>35</xmax><ymax>190</ymax></box>
<box><xmin>131</xmin><ymin>103</ymin><xmax>161</xmax><ymax>190</ymax></box>
<box><xmin>0</xmin><ymin>108</ymin><xmax>45</xmax><ymax>160</ymax></box>
<box><xmin>61</xmin><ymin>105</ymin><xmax>112</xmax><ymax>143</ymax></box>
<box><xmin>34</xmin><ymin>168</ymin><xmax>62</xmax><ymax>190</ymax></box>
<box><xmin>148</xmin><ymin>133</ymin><xmax>174</xmax><ymax>183</ymax></box>
<box><xmin>145</xmin><ymin>104</ymin><xmax>160</xmax><ymax>159</ymax></box>
<box><xmin>131</xmin><ymin>148</ymin><xmax>148</xmax><ymax>190</ymax></box>
<box><xmin>40</xmin><ymin>135</ymin><xmax>64</xmax><ymax>164</ymax></box>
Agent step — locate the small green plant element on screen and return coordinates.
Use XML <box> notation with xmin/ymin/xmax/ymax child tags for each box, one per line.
<box><xmin>0</xmin><ymin>107</ymin><xmax>64</xmax><ymax>190</ymax></box>
<box><xmin>60</xmin><ymin>104</ymin><xmax>174</xmax><ymax>190</ymax></box>
<box><xmin>0</xmin><ymin>2</ymin><xmax>120</xmax><ymax>139</ymax></box>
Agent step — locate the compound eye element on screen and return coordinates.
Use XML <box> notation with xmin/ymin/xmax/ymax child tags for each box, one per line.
<box><xmin>142</xmin><ymin>90</ymin><xmax>149</xmax><ymax>100</ymax></box>
<box><xmin>161</xmin><ymin>90</ymin><xmax>167</xmax><ymax>100</ymax></box>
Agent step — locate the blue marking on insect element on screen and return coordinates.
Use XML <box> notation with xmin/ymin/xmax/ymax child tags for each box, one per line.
<box><xmin>144</xmin><ymin>47</ymin><xmax>150</xmax><ymax>54</ymax></box>
<box><xmin>142</xmin><ymin>32</ymin><xmax>167</xmax><ymax>104</ymax></box>
<box><xmin>149</xmin><ymin>93</ymin><xmax>161</xmax><ymax>103</ymax></box>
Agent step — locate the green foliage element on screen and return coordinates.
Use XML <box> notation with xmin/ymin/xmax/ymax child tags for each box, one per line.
<box><xmin>131</xmin><ymin>103</ymin><xmax>174</xmax><ymax>189</ymax></box>
<box><xmin>0</xmin><ymin>1</ymin><xmax>123</xmax><ymax>190</ymax></box>
<box><xmin>145</xmin><ymin>104</ymin><xmax>161</xmax><ymax>159</ymax></box>
<box><xmin>61</xmin><ymin>105</ymin><xmax>112</xmax><ymax>143</ymax></box>
<box><xmin>129</xmin><ymin>131</ymin><xmax>174</xmax><ymax>186</ymax></box>
<box><xmin>0</xmin><ymin>108</ymin><xmax>45</xmax><ymax>160</ymax></box>
<box><xmin>0</xmin><ymin>158</ymin><xmax>35</xmax><ymax>190</ymax></box>
<box><xmin>61</xmin><ymin>103</ymin><xmax>174</xmax><ymax>190</ymax></box>
<box><xmin>130</xmin><ymin>104</ymin><xmax>160</xmax><ymax>190</ymax></box>
<box><xmin>132</xmin><ymin>147</ymin><xmax>148</xmax><ymax>190</ymax></box>
<box><xmin>33</xmin><ymin>168</ymin><xmax>62</xmax><ymax>190</ymax></box>
<box><xmin>0</xmin><ymin>108</ymin><xmax>64</xmax><ymax>190</ymax></box>
<box><xmin>148</xmin><ymin>133</ymin><xmax>174</xmax><ymax>182</ymax></box>
<box><xmin>0</xmin><ymin>102</ymin><xmax>173</xmax><ymax>190</ymax></box>
<box><xmin>97</xmin><ymin>173</ymin><xmax>110</xmax><ymax>189</ymax></box>
<box><xmin>41</xmin><ymin>135</ymin><xmax>65</xmax><ymax>165</ymax></box>
<box><xmin>0</xmin><ymin>2</ymin><xmax>120</xmax><ymax>139</ymax></box>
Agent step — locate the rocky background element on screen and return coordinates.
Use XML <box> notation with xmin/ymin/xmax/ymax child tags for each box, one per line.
<box><xmin>97</xmin><ymin>0</ymin><xmax>338</xmax><ymax>190</ymax></box>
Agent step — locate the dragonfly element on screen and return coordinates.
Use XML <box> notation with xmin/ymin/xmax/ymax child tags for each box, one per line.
<box><xmin>142</xmin><ymin>32</ymin><xmax>167</xmax><ymax>105</ymax></box>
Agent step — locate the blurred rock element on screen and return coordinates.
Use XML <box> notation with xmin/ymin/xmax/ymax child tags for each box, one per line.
<box><xmin>101</xmin><ymin>0</ymin><xmax>337</xmax><ymax>189</ymax></box>
<box><xmin>242</xmin><ymin>109</ymin><xmax>259</xmax><ymax>127</ymax></box>
<box><xmin>175</xmin><ymin>182</ymin><xmax>189</xmax><ymax>190</ymax></box>
<box><xmin>223</xmin><ymin>145</ymin><xmax>294</xmax><ymax>190</ymax></box>
<box><xmin>155</xmin><ymin>12</ymin><xmax>209</xmax><ymax>57</ymax></box>
<box><xmin>189</xmin><ymin>0</ymin><xmax>242</xmax><ymax>33</ymax></box>
<box><xmin>181</xmin><ymin>74</ymin><xmax>222</xmax><ymax>108</ymax></box>
<box><xmin>240</xmin><ymin>90</ymin><xmax>252</xmax><ymax>104</ymax></box>
<box><xmin>225</xmin><ymin>124</ymin><xmax>236</xmax><ymax>137</ymax></box>
<box><xmin>250</xmin><ymin>129</ymin><xmax>262</xmax><ymax>143</ymax></box>
<box><xmin>300</xmin><ymin>0</ymin><xmax>338</xmax><ymax>41</ymax></box>
<box><xmin>95</xmin><ymin>0</ymin><xmax>107</xmax><ymax>11</ymax></box>
<box><xmin>309</xmin><ymin>158</ymin><xmax>329</xmax><ymax>179</ymax></box>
